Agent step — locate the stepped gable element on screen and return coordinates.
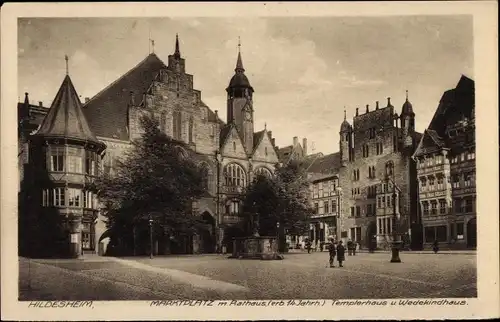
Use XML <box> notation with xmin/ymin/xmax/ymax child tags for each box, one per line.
<box><xmin>82</xmin><ymin>53</ymin><xmax>167</xmax><ymax>141</ymax></box>
<box><xmin>35</xmin><ymin>74</ymin><xmax>100</xmax><ymax>145</ymax></box>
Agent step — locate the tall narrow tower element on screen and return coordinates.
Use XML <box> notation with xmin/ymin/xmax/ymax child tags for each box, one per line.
<box><xmin>340</xmin><ymin>109</ymin><xmax>352</xmax><ymax>166</ymax></box>
<box><xmin>226</xmin><ymin>39</ymin><xmax>254</xmax><ymax>154</ymax></box>
<box><xmin>400</xmin><ymin>90</ymin><xmax>416</xmax><ymax>150</ymax></box>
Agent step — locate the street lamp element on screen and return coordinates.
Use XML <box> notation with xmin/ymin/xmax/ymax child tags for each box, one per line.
<box><xmin>149</xmin><ymin>215</ymin><xmax>153</xmax><ymax>259</ymax></box>
<box><xmin>276</xmin><ymin>221</ymin><xmax>280</xmax><ymax>253</ymax></box>
<box><xmin>386</xmin><ymin>161</ymin><xmax>402</xmax><ymax>263</ymax></box>
<box><xmin>336</xmin><ymin>187</ymin><xmax>342</xmax><ymax>243</ymax></box>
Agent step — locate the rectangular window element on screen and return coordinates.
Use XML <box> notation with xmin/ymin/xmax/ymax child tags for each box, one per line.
<box><xmin>42</xmin><ymin>189</ymin><xmax>51</xmax><ymax>207</ymax></box>
<box><xmin>423</xmin><ymin>202</ymin><xmax>429</xmax><ymax>216</ymax></box>
<box><xmin>431</xmin><ymin>200</ymin><xmax>437</xmax><ymax>215</ymax></box>
<box><xmin>381</xmin><ymin>196</ymin><xmax>386</xmax><ymax>208</ymax></box>
<box><xmin>83</xmin><ymin>191</ymin><xmax>94</xmax><ymax>209</ymax></box>
<box><xmin>451</xmin><ymin>155</ymin><xmax>458</xmax><ymax>164</ymax></box>
<box><xmin>464</xmin><ymin>173</ymin><xmax>471</xmax><ymax>187</ymax></box>
<box><xmin>465</xmin><ymin>198</ymin><xmax>474</xmax><ymax>213</ymax></box>
<box><xmin>436</xmin><ymin>225</ymin><xmax>447</xmax><ymax>242</ymax></box>
<box><xmin>50</xmin><ymin>147</ymin><xmax>65</xmax><ymax>172</ymax></box>
<box><xmin>366</xmin><ymin>204</ymin><xmax>372</xmax><ymax>216</ymax></box>
<box><xmin>454</xmin><ymin>199</ymin><xmax>461</xmax><ymax>213</ymax></box>
<box><xmin>378</xmin><ymin>219</ymin><xmax>383</xmax><ymax>234</ymax></box>
<box><xmin>355</xmin><ymin>227</ymin><xmax>361</xmax><ymax>242</ymax></box>
<box><xmin>231</xmin><ymin>201</ymin><xmax>240</xmax><ymax>214</ymax></box>
<box><xmin>437</xmin><ymin>176</ymin><xmax>444</xmax><ymax>190</ymax></box>
<box><xmin>314</xmin><ymin>203</ymin><xmax>319</xmax><ymax>214</ymax></box>
<box><xmin>377</xmin><ymin>197</ymin><xmax>381</xmax><ymax>208</ymax></box>
<box><xmin>350</xmin><ymin>207</ymin><xmax>355</xmax><ymax>217</ymax></box>
<box><xmin>428</xmin><ymin>177</ymin><xmax>435</xmax><ymax>190</ymax></box>
<box><xmin>68</xmin><ymin>188</ymin><xmax>82</xmax><ymax>207</ymax></box>
<box><xmin>467</xmin><ymin>151</ymin><xmax>475</xmax><ymax>160</ymax></box>
<box><xmin>67</xmin><ymin>155</ymin><xmax>83</xmax><ymax>173</ymax></box>
<box><xmin>350</xmin><ymin>228</ymin><xmax>355</xmax><ymax>240</ymax></box>
<box><xmin>85</xmin><ymin>151</ymin><xmax>97</xmax><ymax>175</ymax></box>
<box><xmin>324</xmin><ymin>202</ymin><xmax>329</xmax><ymax>214</ymax></box>
<box><xmin>452</xmin><ymin>175</ymin><xmax>460</xmax><ymax>189</ymax></box>
<box><xmin>54</xmin><ymin>188</ymin><xmax>65</xmax><ymax>206</ymax></box>
<box><xmin>332</xmin><ymin>200</ymin><xmax>337</xmax><ymax>214</ymax></box>
<box><xmin>425</xmin><ymin>226</ymin><xmax>435</xmax><ymax>242</ymax></box>
<box><xmin>356</xmin><ymin>206</ymin><xmax>361</xmax><ymax>217</ymax></box>
<box><xmin>439</xmin><ymin>199</ymin><xmax>447</xmax><ymax>214</ymax></box>
<box><xmin>386</xmin><ymin>195</ymin><xmax>392</xmax><ymax>208</ymax></box>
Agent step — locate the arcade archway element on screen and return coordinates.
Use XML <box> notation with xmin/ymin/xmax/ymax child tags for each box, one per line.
<box><xmin>467</xmin><ymin>217</ymin><xmax>477</xmax><ymax>248</ymax></box>
<box><xmin>199</xmin><ymin>212</ymin><xmax>216</xmax><ymax>253</ymax></box>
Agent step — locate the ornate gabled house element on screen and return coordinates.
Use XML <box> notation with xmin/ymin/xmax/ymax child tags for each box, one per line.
<box><xmin>19</xmin><ymin>68</ymin><xmax>106</xmax><ymax>258</ymax></box>
<box><xmin>18</xmin><ymin>36</ymin><xmax>280</xmax><ymax>257</ymax></box>
<box><xmin>413</xmin><ymin>75</ymin><xmax>476</xmax><ymax>249</ymax></box>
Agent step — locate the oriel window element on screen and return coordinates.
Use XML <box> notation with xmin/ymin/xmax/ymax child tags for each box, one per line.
<box><xmin>50</xmin><ymin>146</ymin><xmax>65</xmax><ymax>172</ymax></box>
<box><xmin>53</xmin><ymin>188</ymin><xmax>65</xmax><ymax>206</ymax></box>
<box><xmin>68</xmin><ymin>188</ymin><xmax>82</xmax><ymax>207</ymax></box>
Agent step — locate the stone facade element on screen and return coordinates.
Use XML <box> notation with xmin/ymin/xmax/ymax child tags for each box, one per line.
<box><xmin>413</xmin><ymin>75</ymin><xmax>476</xmax><ymax>250</ymax></box>
<box><xmin>307</xmin><ymin>97</ymin><xmax>421</xmax><ymax>249</ymax></box>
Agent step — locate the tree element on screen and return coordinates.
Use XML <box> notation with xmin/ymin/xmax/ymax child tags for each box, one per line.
<box><xmin>96</xmin><ymin>114</ymin><xmax>206</xmax><ymax>254</ymax></box>
<box><xmin>242</xmin><ymin>160</ymin><xmax>314</xmax><ymax>250</ymax></box>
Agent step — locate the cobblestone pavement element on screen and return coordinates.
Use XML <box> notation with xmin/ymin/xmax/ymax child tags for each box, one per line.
<box><xmin>19</xmin><ymin>251</ymin><xmax>476</xmax><ymax>301</ymax></box>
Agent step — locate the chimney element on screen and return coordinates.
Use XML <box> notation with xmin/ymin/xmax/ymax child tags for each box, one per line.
<box><xmin>387</xmin><ymin>97</ymin><xmax>392</xmax><ymax>107</ymax></box>
<box><xmin>366</xmin><ymin>104</ymin><xmax>369</xmax><ymax>113</ymax></box>
<box><xmin>214</xmin><ymin>110</ymin><xmax>219</xmax><ymax>119</ymax></box>
<box><xmin>293</xmin><ymin>136</ymin><xmax>298</xmax><ymax>146</ymax></box>
<box><xmin>376</xmin><ymin>101</ymin><xmax>379</xmax><ymax>110</ymax></box>
<box><xmin>303</xmin><ymin>138</ymin><xmax>308</xmax><ymax>156</ymax></box>
<box><xmin>85</xmin><ymin>97</ymin><xmax>90</xmax><ymax>103</ymax></box>
<box><xmin>355</xmin><ymin>108</ymin><xmax>359</xmax><ymax>116</ymax></box>
<box><xmin>38</xmin><ymin>101</ymin><xmax>43</xmax><ymax>107</ymax></box>
<box><xmin>24</xmin><ymin>92</ymin><xmax>29</xmax><ymax>105</ymax></box>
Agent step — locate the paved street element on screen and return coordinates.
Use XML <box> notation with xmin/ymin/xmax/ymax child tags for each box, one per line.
<box><xmin>19</xmin><ymin>251</ymin><xmax>476</xmax><ymax>301</ymax></box>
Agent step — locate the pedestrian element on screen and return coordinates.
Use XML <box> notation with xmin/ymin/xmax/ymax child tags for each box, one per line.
<box><xmin>352</xmin><ymin>241</ymin><xmax>357</xmax><ymax>256</ymax></box>
<box><xmin>347</xmin><ymin>239</ymin><xmax>353</xmax><ymax>256</ymax></box>
<box><xmin>305</xmin><ymin>238</ymin><xmax>311</xmax><ymax>254</ymax></box>
<box><xmin>433</xmin><ymin>240</ymin><xmax>439</xmax><ymax>254</ymax></box>
<box><xmin>336</xmin><ymin>240</ymin><xmax>346</xmax><ymax>267</ymax></box>
<box><xmin>328</xmin><ymin>238</ymin><xmax>336</xmax><ymax>267</ymax></box>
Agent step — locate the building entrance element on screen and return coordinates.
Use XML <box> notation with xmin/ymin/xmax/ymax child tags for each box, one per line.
<box><xmin>467</xmin><ymin>217</ymin><xmax>476</xmax><ymax>248</ymax></box>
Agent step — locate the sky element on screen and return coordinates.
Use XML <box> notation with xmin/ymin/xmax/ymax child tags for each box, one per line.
<box><xmin>18</xmin><ymin>16</ymin><xmax>473</xmax><ymax>154</ymax></box>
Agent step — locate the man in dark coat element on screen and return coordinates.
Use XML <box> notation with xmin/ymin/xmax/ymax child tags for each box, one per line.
<box><xmin>305</xmin><ymin>238</ymin><xmax>312</xmax><ymax>254</ymax></box>
<box><xmin>328</xmin><ymin>238</ymin><xmax>336</xmax><ymax>267</ymax></box>
<box><xmin>336</xmin><ymin>240</ymin><xmax>346</xmax><ymax>267</ymax></box>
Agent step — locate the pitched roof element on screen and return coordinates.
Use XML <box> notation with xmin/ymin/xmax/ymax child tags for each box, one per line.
<box><xmin>34</xmin><ymin>75</ymin><xmax>100</xmax><ymax>144</ymax></box>
<box><xmin>251</xmin><ymin>129</ymin><xmax>275</xmax><ymax>155</ymax></box>
<box><xmin>412</xmin><ymin>129</ymin><xmax>445</xmax><ymax>158</ymax></box>
<box><xmin>306</xmin><ymin>152</ymin><xmax>341</xmax><ymax>175</ymax></box>
<box><xmin>82</xmin><ymin>53</ymin><xmax>167</xmax><ymax>140</ymax></box>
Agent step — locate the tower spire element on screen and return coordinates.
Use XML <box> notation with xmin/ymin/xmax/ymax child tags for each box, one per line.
<box><xmin>174</xmin><ymin>33</ymin><xmax>180</xmax><ymax>58</ymax></box>
<box><xmin>406</xmin><ymin>90</ymin><xmax>409</xmax><ymax>101</ymax></box>
<box><xmin>344</xmin><ymin>108</ymin><xmax>346</xmax><ymax>121</ymax></box>
<box><xmin>65</xmin><ymin>55</ymin><xmax>69</xmax><ymax>75</ymax></box>
<box><xmin>235</xmin><ymin>37</ymin><xmax>244</xmax><ymax>72</ymax></box>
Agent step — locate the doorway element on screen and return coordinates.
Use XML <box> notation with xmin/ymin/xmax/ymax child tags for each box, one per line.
<box><xmin>466</xmin><ymin>217</ymin><xmax>477</xmax><ymax>248</ymax></box>
<box><xmin>200</xmin><ymin>212</ymin><xmax>216</xmax><ymax>253</ymax></box>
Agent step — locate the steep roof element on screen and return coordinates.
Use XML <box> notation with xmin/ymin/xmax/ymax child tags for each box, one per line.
<box><xmin>82</xmin><ymin>53</ymin><xmax>167</xmax><ymax>140</ymax></box>
<box><xmin>306</xmin><ymin>152</ymin><xmax>341</xmax><ymax>175</ymax></box>
<box><xmin>428</xmin><ymin>75</ymin><xmax>475</xmax><ymax>136</ymax></box>
<box><xmin>413</xmin><ymin>129</ymin><xmax>446</xmax><ymax>158</ymax></box>
<box><xmin>34</xmin><ymin>75</ymin><xmax>100</xmax><ymax>145</ymax></box>
<box><xmin>252</xmin><ymin>129</ymin><xmax>272</xmax><ymax>154</ymax></box>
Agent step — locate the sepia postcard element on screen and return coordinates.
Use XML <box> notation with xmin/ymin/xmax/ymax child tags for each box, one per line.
<box><xmin>1</xmin><ymin>1</ymin><xmax>499</xmax><ymax>321</ymax></box>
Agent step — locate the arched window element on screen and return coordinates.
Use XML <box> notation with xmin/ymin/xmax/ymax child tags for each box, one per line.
<box><xmin>255</xmin><ymin>167</ymin><xmax>273</xmax><ymax>179</ymax></box>
<box><xmin>224</xmin><ymin>163</ymin><xmax>247</xmax><ymax>187</ymax></box>
<box><xmin>233</xmin><ymin>142</ymin><xmax>236</xmax><ymax>151</ymax></box>
<box><xmin>173</xmin><ymin>110</ymin><xmax>182</xmax><ymax>140</ymax></box>
<box><xmin>200</xmin><ymin>163</ymin><xmax>212</xmax><ymax>191</ymax></box>
<box><xmin>188</xmin><ymin>116</ymin><xmax>194</xmax><ymax>143</ymax></box>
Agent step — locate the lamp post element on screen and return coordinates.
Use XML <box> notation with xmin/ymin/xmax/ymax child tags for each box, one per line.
<box><xmin>386</xmin><ymin>162</ymin><xmax>402</xmax><ymax>263</ymax></box>
<box><xmin>336</xmin><ymin>187</ymin><xmax>342</xmax><ymax>243</ymax></box>
<box><xmin>276</xmin><ymin>221</ymin><xmax>280</xmax><ymax>253</ymax></box>
<box><xmin>215</xmin><ymin>151</ymin><xmax>222</xmax><ymax>252</ymax></box>
<box><xmin>149</xmin><ymin>215</ymin><xmax>153</xmax><ymax>259</ymax></box>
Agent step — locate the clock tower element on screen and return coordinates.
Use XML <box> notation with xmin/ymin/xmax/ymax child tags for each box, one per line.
<box><xmin>226</xmin><ymin>40</ymin><xmax>254</xmax><ymax>154</ymax></box>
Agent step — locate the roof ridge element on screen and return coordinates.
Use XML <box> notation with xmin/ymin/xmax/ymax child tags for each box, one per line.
<box><xmin>83</xmin><ymin>53</ymin><xmax>166</xmax><ymax>108</ymax></box>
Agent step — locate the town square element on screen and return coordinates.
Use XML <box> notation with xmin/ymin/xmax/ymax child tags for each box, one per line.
<box><xmin>15</xmin><ymin>15</ymin><xmax>478</xmax><ymax>301</ymax></box>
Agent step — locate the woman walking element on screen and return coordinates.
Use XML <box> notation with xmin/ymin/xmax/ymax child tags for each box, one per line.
<box><xmin>336</xmin><ymin>240</ymin><xmax>346</xmax><ymax>267</ymax></box>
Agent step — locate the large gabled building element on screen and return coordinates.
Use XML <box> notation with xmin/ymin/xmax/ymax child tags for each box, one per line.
<box><xmin>18</xmin><ymin>36</ymin><xmax>281</xmax><ymax>257</ymax></box>
<box><xmin>413</xmin><ymin>75</ymin><xmax>476</xmax><ymax>250</ymax></box>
